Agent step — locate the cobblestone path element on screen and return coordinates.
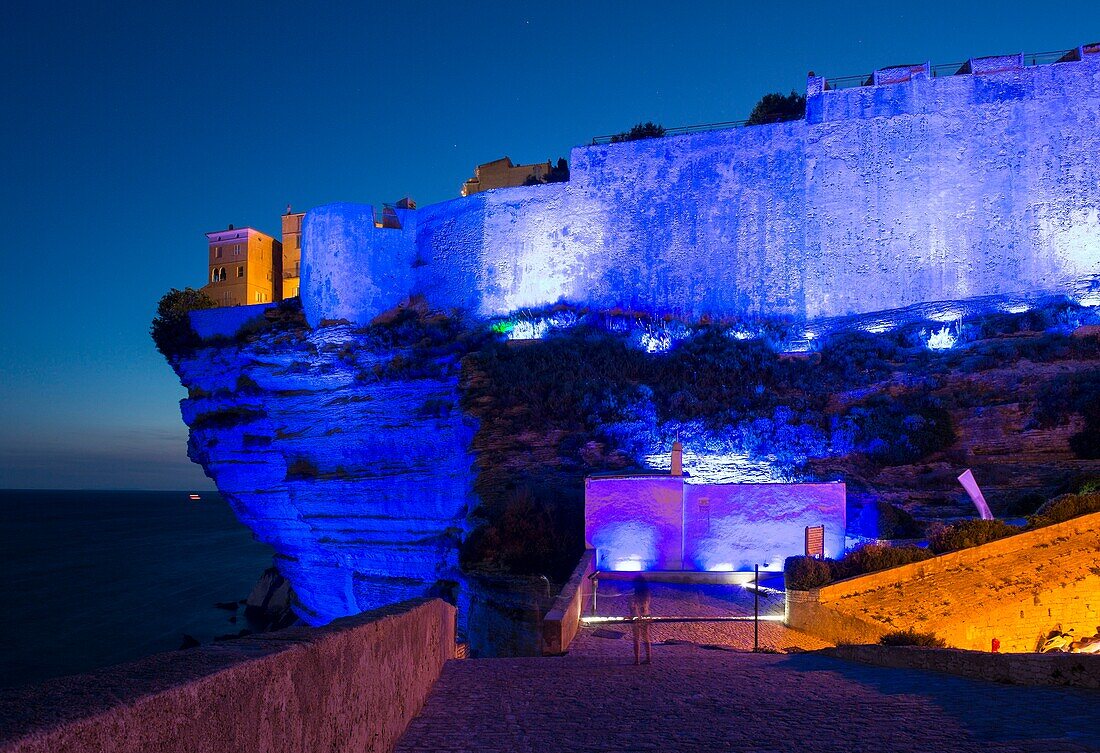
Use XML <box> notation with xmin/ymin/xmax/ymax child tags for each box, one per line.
<box><xmin>572</xmin><ymin>579</ymin><xmax>831</xmax><ymax>654</ymax></box>
<box><xmin>397</xmin><ymin>646</ymin><xmax>1099</xmax><ymax>752</ymax></box>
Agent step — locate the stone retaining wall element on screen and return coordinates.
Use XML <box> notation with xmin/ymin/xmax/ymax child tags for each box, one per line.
<box><xmin>824</xmin><ymin>645</ymin><xmax>1100</xmax><ymax>689</ymax></box>
<box><xmin>542</xmin><ymin>550</ymin><xmax>596</xmax><ymax>655</ymax></box>
<box><xmin>0</xmin><ymin>598</ymin><xmax>455</xmax><ymax>753</ymax></box>
<box><xmin>787</xmin><ymin>512</ymin><xmax>1100</xmax><ymax>651</ymax></box>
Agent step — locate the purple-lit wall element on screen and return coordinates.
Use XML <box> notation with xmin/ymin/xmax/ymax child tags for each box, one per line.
<box><xmin>683</xmin><ymin>483</ymin><xmax>845</xmax><ymax>571</ymax></box>
<box><xmin>585</xmin><ymin>476</ymin><xmax>845</xmax><ymax>573</ymax></box>
<box><xmin>585</xmin><ymin>476</ymin><xmax>684</xmax><ymax>571</ymax></box>
<box><xmin>302</xmin><ymin>48</ymin><xmax>1100</xmax><ymax>328</ymax></box>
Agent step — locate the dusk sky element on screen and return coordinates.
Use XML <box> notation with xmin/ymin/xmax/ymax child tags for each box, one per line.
<box><xmin>1</xmin><ymin>0</ymin><xmax>1097</xmax><ymax>489</ymax></box>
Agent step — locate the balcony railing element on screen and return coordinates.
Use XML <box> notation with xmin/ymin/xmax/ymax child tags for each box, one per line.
<box><xmin>824</xmin><ymin>47</ymin><xmax>1077</xmax><ymax>91</ymax></box>
<box><xmin>591</xmin><ymin>46</ymin><xmax>1081</xmax><ymax>142</ymax></box>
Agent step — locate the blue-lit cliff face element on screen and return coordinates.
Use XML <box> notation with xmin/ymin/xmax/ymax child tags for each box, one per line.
<box><xmin>304</xmin><ymin>48</ymin><xmax>1100</xmax><ymax>328</ymax></box>
<box><xmin>173</xmin><ymin>322</ymin><xmax>476</xmax><ymax>627</ymax></box>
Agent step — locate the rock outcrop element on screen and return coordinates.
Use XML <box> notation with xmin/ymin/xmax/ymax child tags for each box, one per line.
<box><xmin>172</xmin><ymin>323</ymin><xmax>476</xmax><ymax>627</ymax></box>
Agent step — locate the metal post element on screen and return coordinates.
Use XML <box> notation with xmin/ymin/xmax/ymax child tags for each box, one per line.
<box><xmin>753</xmin><ymin>564</ymin><xmax>759</xmax><ymax>652</ymax></box>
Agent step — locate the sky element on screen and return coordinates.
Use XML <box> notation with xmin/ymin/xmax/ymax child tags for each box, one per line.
<box><xmin>1</xmin><ymin>0</ymin><xmax>1097</xmax><ymax>490</ymax></box>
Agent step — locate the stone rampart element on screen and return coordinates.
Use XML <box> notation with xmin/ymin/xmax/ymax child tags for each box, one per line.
<box><xmin>0</xmin><ymin>598</ymin><xmax>455</xmax><ymax>753</ymax></box>
<box><xmin>824</xmin><ymin>645</ymin><xmax>1100</xmax><ymax>689</ymax></box>
<box><xmin>786</xmin><ymin>512</ymin><xmax>1100</xmax><ymax>651</ymax></box>
<box><xmin>303</xmin><ymin>47</ymin><xmax>1100</xmax><ymax>327</ymax></box>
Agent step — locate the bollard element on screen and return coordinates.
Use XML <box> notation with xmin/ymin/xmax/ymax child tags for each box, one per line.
<box><xmin>991</xmin><ymin>637</ymin><xmax>1000</xmax><ymax>653</ymax></box>
<box><xmin>753</xmin><ymin>564</ymin><xmax>759</xmax><ymax>652</ymax></box>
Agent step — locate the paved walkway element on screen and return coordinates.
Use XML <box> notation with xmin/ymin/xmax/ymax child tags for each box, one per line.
<box><xmin>397</xmin><ymin>647</ymin><xmax>1099</xmax><ymax>752</ymax></box>
<box><xmin>399</xmin><ymin>580</ymin><xmax>1097</xmax><ymax>751</ymax></box>
<box><xmin>573</xmin><ymin>579</ymin><xmax>831</xmax><ymax>654</ymax></box>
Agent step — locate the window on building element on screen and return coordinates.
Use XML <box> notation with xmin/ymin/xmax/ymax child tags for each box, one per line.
<box><xmin>219</xmin><ymin>267</ymin><xmax>227</xmax><ymax>281</ymax></box>
<box><xmin>211</xmin><ymin>268</ymin><xmax>218</xmax><ymax>283</ymax></box>
<box><xmin>215</xmin><ymin>246</ymin><xmax>222</xmax><ymax>259</ymax></box>
<box><xmin>234</xmin><ymin>244</ymin><xmax>241</xmax><ymax>255</ymax></box>
<box><xmin>267</xmin><ymin>271</ymin><xmax>272</xmax><ymax>281</ymax></box>
<box><xmin>295</xmin><ymin>236</ymin><xmax>300</xmax><ymax>249</ymax></box>
<box><xmin>237</xmin><ymin>266</ymin><xmax>245</xmax><ymax>278</ymax></box>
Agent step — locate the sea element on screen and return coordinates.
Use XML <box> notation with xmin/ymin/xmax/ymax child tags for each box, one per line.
<box><xmin>0</xmin><ymin>489</ymin><xmax>274</xmax><ymax>689</ymax></box>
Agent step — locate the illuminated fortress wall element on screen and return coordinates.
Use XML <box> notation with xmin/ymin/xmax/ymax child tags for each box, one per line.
<box><xmin>303</xmin><ymin>48</ymin><xmax>1100</xmax><ymax>327</ymax></box>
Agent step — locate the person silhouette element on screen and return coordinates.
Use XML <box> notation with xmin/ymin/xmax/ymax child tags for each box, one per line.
<box><xmin>630</xmin><ymin>575</ymin><xmax>652</xmax><ymax>665</ymax></box>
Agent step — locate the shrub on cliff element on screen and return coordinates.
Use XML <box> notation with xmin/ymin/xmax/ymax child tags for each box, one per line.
<box><xmin>746</xmin><ymin>91</ymin><xmax>806</xmax><ymax>125</ymax></box>
<box><xmin>784</xmin><ymin>556</ymin><xmax>834</xmax><ymax>591</ymax></box>
<box><xmin>818</xmin><ymin>331</ymin><xmax>899</xmax><ymax>386</ymax></box>
<box><xmin>927</xmin><ymin>519</ymin><xmax>1020</xmax><ymax>554</ymax></box>
<box><xmin>609</xmin><ymin>121</ymin><xmax>666</xmax><ymax>143</ymax></box>
<box><xmin>1033</xmin><ymin>369</ymin><xmax>1100</xmax><ymax>459</ymax></box>
<box><xmin>848</xmin><ymin>395</ymin><xmax>955</xmax><ymax>465</ymax></box>
<box><xmin>879</xmin><ymin>628</ymin><xmax>945</xmax><ymax>648</ymax></box>
<box><xmin>151</xmin><ymin>287</ymin><xmax>216</xmax><ymax>359</ymax></box>
<box><xmin>1026</xmin><ymin>492</ymin><xmax>1100</xmax><ymax>530</ymax></box>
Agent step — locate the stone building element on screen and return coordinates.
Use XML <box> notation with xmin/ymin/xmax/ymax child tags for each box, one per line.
<box><xmin>281</xmin><ymin>209</ymin><xmax>305</xmax><ymax>300</ymax></box>
<box><xmin>585</xmin><ymin>444</ymin><xmax>846</xmax><ymax>573</ymax></box>
<box><xmin>461</xmin><ymin>156</ymin><xmax>552</xmax><ymax>196</ymax></box>
<box><xmin>202</xmin><ymin>225</ymin><xmax>281</xmax><ymax>307</ymax></box>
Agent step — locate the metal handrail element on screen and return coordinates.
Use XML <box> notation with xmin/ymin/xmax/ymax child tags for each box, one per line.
<box><xmin>825</xmin><ymin>47</ymin><xmax>1076</xmax><ymax>90</ymax></box>
<box><xmin>591</xmin><ymin>47</ymin><xmax>1081</xmax><ymax>142</ymax></box>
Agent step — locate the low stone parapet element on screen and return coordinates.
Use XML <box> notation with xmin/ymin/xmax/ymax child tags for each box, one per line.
<box><xmin>0</xmin><ymin>598</ymin><xmax>455</xmax><ymax>753</ymax></box>
<box><xmin>824</xmin><ymin>644</ymin><xmax>1100</xmax><ymax>689</ymax></box>
<box><xmin>542</xmin><ymin>549</ymin><xmax>596</xmax><ymax>655</ymax></box>
<box><xmin>786</xmin><ymin>511</ymin><xmax>1100</xmax><ymax>651</ymax></box>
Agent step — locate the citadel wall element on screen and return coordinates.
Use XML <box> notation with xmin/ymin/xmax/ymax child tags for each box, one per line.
<box><xmin>786</xmin><ymin>511</ymin><xmax>1100</xmax><ymax>652</ymax></box>
<box><xmin>302</xmin><ymin>47</ymin><xmax>1100</xmax><ymax>328</ymax></box>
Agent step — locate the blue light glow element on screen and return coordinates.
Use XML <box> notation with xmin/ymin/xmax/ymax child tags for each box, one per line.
<box><xmin>508</xmin><ymin>319</ymin><xmax>548</xmax><ymax>340</ymax></box>
<box><xmin>637</xmin><ymin>329</ymin><xmax>673</xmax><ymax>353</ymax></box>
<box><xmin>644</xmin><ymin>448</ymin><xmax>780</xmax><ymax>484</ymax></box>
<box><xmin>925</xmin><ymin>325</ymin><xmax>958</xmax><ymax>350</ymax></box>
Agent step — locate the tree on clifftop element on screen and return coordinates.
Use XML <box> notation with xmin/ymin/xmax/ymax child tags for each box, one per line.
<box><xmin>609</xmin><ymin>121</ymin><xmax>667</xmax><ymax>143</ymax></box>
<box><xmin>151</xmin><ymin>287</ymin><xmax>216</xmax><ymax>359</ymax></box>
<box><xmin>746</xmin><ymin>91</ymin><xmax>806</xmax><ymax>125</ymax></box>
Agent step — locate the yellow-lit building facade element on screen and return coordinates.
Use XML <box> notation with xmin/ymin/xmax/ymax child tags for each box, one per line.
<box><xmin>203</xmin><ymin>226</ymin><xmax>281</xmax><ymax>307</ymax></box>
<box><xmin>281</xmin><ymin>210</ymin><xmax>305</xmax><ymax>299</ymax></box>
<box><xmin>461</xmin><ymin>157</ymin><xmax>552</xmax><ymax>196</ymax></box>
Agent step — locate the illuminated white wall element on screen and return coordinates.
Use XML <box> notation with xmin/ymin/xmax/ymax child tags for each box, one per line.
<box><xmin>303</xmin><ymin>50</ymin><xmax>1100</xmax><ymax>328</ymax></box>
<box><xmin>584</xmin><ymin>475</ymin><xmax>846</xmax><ymax>573</ymax></box>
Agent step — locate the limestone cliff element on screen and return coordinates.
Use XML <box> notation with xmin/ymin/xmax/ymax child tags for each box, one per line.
<box><xmin>172</xmin><ymin>321</ymin><xmax>475</xmax><ymax>627</ymax></box>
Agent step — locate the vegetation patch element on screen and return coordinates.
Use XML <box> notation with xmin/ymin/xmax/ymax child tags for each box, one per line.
<box><xmin>785</xmin><ymin>545</ymin><xmax>932</xmax><ymax>590</ymax></box>
<box><xmin>879</xmin><ymin>629</ymin><xmax>946</xmax><ymax>648</ymax></box>
<box><xmin>1027</xmin><ymin>492</ymin><xmax>1100</xmax><ymax>530</ymax></box>
<box><xmin>928</xmin><ymin>519</ymin><xmax>1020</xmax><ymax>554</ymax></box>
<box><xmin>151</xmin><ymin>288</ymin><xmax>216</xmax><ymax>359</ymax></box>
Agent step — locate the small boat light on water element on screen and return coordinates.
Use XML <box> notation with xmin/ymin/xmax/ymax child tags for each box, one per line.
<box><xmin>189</xmin><ymin>494</ymin><xmax>202</xmax><ymax>501</ymax></box>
